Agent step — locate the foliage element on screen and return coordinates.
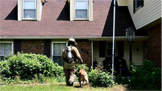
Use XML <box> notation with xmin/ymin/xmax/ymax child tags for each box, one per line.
<box><xmin>128</xmin><ymin>60</ymin><xmax>161</xmax><ymax>90</ymax></box>
<box><xmin>76</xmin><ymin>64</ymin><xmax>89</xmax><ymax>76</ymax></box>
<box><xmin>0</xmin><ymin>53</ymin><xmax>55</xmax><ymax>80</ymax></box>
<box><xmin>89</xmin><ymin>68</ymin><xmax>116</xmax><ymax>87</ymax></box>
<box><xmin>115</xmin><ymin>75</ymin><xmax>130</xmax><ymax>85</ymax></box>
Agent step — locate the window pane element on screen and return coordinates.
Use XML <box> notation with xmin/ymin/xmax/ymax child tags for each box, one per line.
<box><xmin>24</xmin><ymin>9</ymin><xmax>36</xmax><ymax>18</ymax></box>
<box><xmin>75</xmin><ymin>10</ymin><xmax>87</xmax><ymax>18</ymax></box>
<box><xmin>53</xmin><ymin>56</ymin><xmax>64</xmax><ymax>66</ymax></box>
<box><xmin>53</xmin><ymin>43</ymin><xmax>60</xmax><ymax>56</ymax></box>
<box><xmin>24</xmin><ymin>1</ymin><xmax>35</xmax><ymax>9</ymax></box>
<box><xmin>136</xmin><ymin>0</ymin><xmax>142</xmax><ymax>8</ymax></box>
<box><xmin>0</xmin><ymin>43</ymin><xmax>12</xmax><ymax>57</ymax></box>
<box><xmin>0</xmin><ymin>44</ymin><xmax>4</xmax><ymax>56</ymax></box>
<box><xmin>53</xmin><ymin>43</ymin><xmax>66</xmax><ymax>56</ymax></box>
<box><xmin>76</xmin><ymin>1</ymin><xmax>87</xmax><ymax>9</ymax></box>
<box><xmin>4</xmin><ymin>43</ymin><xmax>12</xmax><ymax>56</ymax></box>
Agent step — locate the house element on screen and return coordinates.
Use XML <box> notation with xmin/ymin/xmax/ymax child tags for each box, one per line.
<box><xmin>0</xmin><ymin>0</ymin><xmax>149</xmax><ymax>69</ymax></box>
<box><xmin>117</xmin><ymin>0</ymin><xmax>161</xmax><ymax>66</ymax></box>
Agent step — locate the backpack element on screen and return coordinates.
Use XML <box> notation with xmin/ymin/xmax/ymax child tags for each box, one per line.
<box><xmin>65</xmin><ymin>46</ymin><xmax>74</xmax><ymax>63</ymax></box>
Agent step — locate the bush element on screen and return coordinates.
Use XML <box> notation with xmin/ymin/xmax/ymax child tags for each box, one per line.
<box><xmin>89</xmin><ymin>68</ymin><xmax>116</xmax><ymax>87</ymax></box>
<box><xmin>53</xmin><ymin>63</ymin><xmax>65</xmax><ymax>82</ymax></box>
<box><xmin>0</xmin><ymin>53</ymin><xmax>55</xmax><ymax>80</ymax></box>
<box><xmin>76</xmin><ymin>64</ymin><xmax>89</xmax><ymax>76</ymax></box>
<box><xmin>128</xmin><ymin>60</ymin><xmax>161</xmax><ymax>90</ymax></box>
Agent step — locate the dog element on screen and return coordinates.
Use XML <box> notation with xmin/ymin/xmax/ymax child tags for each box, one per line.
<box><xmin>79</xmin><ymin>69</ymin><xmax>89</xmax><ymax>87</ymax></box>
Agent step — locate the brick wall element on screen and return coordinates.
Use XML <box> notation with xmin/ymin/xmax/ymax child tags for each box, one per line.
<box><xmin>21</xmin><ymin>40</ymin><xmax>44</xmax><ymax>54</ymax></box>
<box><xmin>146</xmin><ymin>24</ymin><xmax>161</xmax><ymax>66</ymax></box>
<box><xmin>76</xmin><ymin>40</ymin><xmax>92</xmax><ymax>67</ymax></box>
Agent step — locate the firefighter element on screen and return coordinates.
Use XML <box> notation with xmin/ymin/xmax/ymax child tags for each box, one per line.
<box><xmin>62</xmin><ymin>38</ymin><xmax>83</xmax><ymax>86</ymax></box>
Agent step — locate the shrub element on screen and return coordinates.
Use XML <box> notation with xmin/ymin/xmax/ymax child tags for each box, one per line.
<box><xmin>89</xmin><ymin>68</ymin><xmax>116</xmax><ymax>87</ymax></box>
<box><xmin>76</xmin><ymin>64</ymin><xmax>89</xmax><ymax>76</ymax></box>
<box><xmin>0</xmin><ymin>53</ymin><xmax>55</xmax><ymax>80</ymax></box>
<box><xmin>128</xmin><ymin>60</ymin><xmax>161</xmax><ymax>90</ymax></box>
<box><xmin>53</xmin><ymin>63</ymin><xmax>65</xmax><ymax>82</ymax></box>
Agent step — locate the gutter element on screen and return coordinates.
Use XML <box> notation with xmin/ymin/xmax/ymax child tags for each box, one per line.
<box><xmin>0</xmin><ymin>36</ymin><xmax>149</xmax><ymax>40</ymax></box>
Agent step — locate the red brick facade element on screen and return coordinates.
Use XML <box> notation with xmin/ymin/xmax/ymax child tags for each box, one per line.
<box><xmin>146</xmin><ymin>24</ymin><xmax>161</xmax><ymax>66</ymax></box>
<box><xmin>76</xmin><ymin>40</ymin><xmax>92</xmax><ymax>67</ymax></box>
<box><xmin>21</xmin><ymin>40</ymin><xmax>44</xmax><ymax>54</ymax></box>
<box><xmin>20</xmin><ymin>39</ymin><xmax>92</xmax><ymax>67</ymax></box>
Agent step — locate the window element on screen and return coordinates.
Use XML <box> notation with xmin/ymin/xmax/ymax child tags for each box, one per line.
<box><xmin>107</xmin><ymin>42</ymin><xmax>112</xmax><ymax>56</ymax></box>
<box><xmin>75</xmin><ymin>0</ymin><xmax>88</xmax><ymax>19</ymax></box>
<box><xmin>0</xmin><ymin>42</ymin><xmax>13</xmax><ymax>60</ymax></box>
<box><xmin>52</xmin><ymin>42</ymin><xmax>66</xmax><ymax>66</ymax></box>
<box><xmin>23</xmin><ymin>0</ymin><xmax>36</xmax><ymax>19</ymax></box>
<box><xmin>99</xmin><ymin>41</ymin><xmax>117</xmax><ymax>57</ymax></box>
<box><xmin>134</xmin><ymin>0</ymin><xmax>144</xmax><ymax>12</ymax></box>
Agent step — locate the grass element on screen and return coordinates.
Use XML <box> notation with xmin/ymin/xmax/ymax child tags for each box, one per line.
<box><xmin>0</xmin><ymin>78</ymin><xmax>128</xmax><ymax>91</ymax></box>
<box><xmin>0</xmin><ymin>84</ymin><xmax>127</xmax><ymax>91</ymax></box>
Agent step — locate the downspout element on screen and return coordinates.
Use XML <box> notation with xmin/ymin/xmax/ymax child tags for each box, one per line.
<box><xmin>112</xmin><ymin>0</ymin><xmax>116</xmax><ymax>78</ymax></box>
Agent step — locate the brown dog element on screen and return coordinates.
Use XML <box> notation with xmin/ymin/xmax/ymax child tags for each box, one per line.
<box><xmin>79</xmin><ymin>69</ymin><xmax>89</xmax><ymax>87</ymax></box>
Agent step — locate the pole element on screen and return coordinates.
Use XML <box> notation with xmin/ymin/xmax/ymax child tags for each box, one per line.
<box><xmin>112</xmin><ymin>0</ymin><xmax>116</xmax><ymax>78</ymax></box>
<box><xmin>129</xmin><ymin>42</ymin><xmax>132</xmax><ymax>75</ymax></box>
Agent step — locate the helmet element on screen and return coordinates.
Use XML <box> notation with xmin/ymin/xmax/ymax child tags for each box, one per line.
<box><xmin>68</xmin><ymin>38</ymin><xmax>77</xmax><ymax>45</ymax></box>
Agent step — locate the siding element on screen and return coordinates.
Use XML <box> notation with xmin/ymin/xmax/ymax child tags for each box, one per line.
<box><xmin>127</xmin><ymin>0</ymin><xmax>161</xmax><ymax>29</ymax></box>
<box><xmin>124</xmin><ymin>41</ymin><xmax>144</xmax><ymax>69</ymax></box>
<box><xmin>117</xmin><ymin>0</ymin><xmax>128</xmax><ymax>6</ymax></box>
<box><xmin>93</xmin><ymin>41</ymin><xmax>105</xmax><ymax>64</ymax></box>
<box><xmin>93</xmin><ymin>41</ymin><xmax>144</xmax><ymax>68</ymax></box>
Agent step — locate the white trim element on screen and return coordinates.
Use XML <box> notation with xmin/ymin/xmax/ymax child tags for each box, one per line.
<box><xmin>0</xmin><ymin>41</ymin><xmax>14</xmax><ymax>55</ymax></box>
<box><xmin>23</xmin><ymin>0</ymin><xmax>37</xmax><ymax>20</ymax></box>
<box><xmin>91</xmin><ymin>41</ymin><xmax>93</xmax><ymax>67</ymax></box>
<box><xmin>51</xmin><ymin>41</ymin><xmax>66</xmax><ymax>61</ymax></box>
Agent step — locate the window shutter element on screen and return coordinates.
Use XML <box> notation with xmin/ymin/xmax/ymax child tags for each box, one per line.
<box><xmin>117</xmin><ymin>41</ymin><xmax>124</xmax><ymax>57</ymax></box>
<box><xmin>18</xmin><ymin>0</ymin><xmax>23</xmax><ymax>21</ymax></box>
<box><xmin>141</xmin><ymin>0</ymin><xmax>144</xmax><ymax>7</ymax></box>
<box><xmin>89</xmin><ymin>0</ymin><xmax>93</xmax><ymax>21</ymax></box>
<box><xmin>70</xmin><ymin>0</ymin><xmax>74</xmax><ymax>21</ymax></box>
<box><xmin>44</xmin><ymin>40</ymin><xmax>51</xmax><ymax>58</ymax></box>
<box><xmin>14</xmin><ymin>40</ymin><xmax>21</xmax><ymax>54</ymax></box>
<box><xmin>99</xmin><ymin>41</ymin><xmax>106</xmax><ymax>57</ymax></box>
<box><xmin>133</xmin><ymin>0</ymin><xmax>135</xmax><ymax>13</ymax></box>
<box><xmin>37</xmin><ymin>0</ymin><xmax>42</xmax><ymax>21</ymax></box>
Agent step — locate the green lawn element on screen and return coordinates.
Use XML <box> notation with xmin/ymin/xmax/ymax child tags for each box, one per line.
<box><xmin>0</xmin><ymin>82</ymin><xmax>127</xmax><ymax>91</ymax></box>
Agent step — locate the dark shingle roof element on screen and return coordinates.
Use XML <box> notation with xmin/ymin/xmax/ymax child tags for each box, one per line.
<box><xmin>0</xmin><ymin>0</ymin><xmax>148</xmax><ymax>38</ymax></box>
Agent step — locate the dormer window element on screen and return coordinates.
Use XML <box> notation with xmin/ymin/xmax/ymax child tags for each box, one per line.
<box><xmin>75</xmin><ymin>0</ymin><xmax>88</xmax><ymax>19</ymax></box>
<box><xmin>18</xmin><ymin>0</ymin><xmax>43</xmax><ymax>21</ymax></box>
<box><xmin>69</xmin><ymin>0</ymin><xmax>93</xmax><ymax>21</ymax></box>
<box><xmin>23</xmin><ymin>0</ymin><xmax>36</xmax><ymax>19</ymax></box>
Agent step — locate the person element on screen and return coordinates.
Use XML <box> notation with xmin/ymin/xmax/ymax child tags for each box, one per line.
<box><xmin>62</xmin><ymin>38</ymin><xmax>83</xmax><ymax>86</ymax></box>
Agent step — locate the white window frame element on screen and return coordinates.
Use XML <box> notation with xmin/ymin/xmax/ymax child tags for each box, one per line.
<box><xmin>0</xmin><ymin>41</ymin><xmax>14</xmax><ymax>58</ymax></box>
<box><xmin>23</xmin><ymin>0</ymin><xmax>37</xmax><ymax>20</ymax></box>
<box><xmin>51</xmin><ymin>41</ymin><xmax>66</xmax><ymax>65</ymax></box>
<box><xmin>74</xmin><ymin>0</ymin><xmax>89</xmax><ymax>20</ymax></box>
